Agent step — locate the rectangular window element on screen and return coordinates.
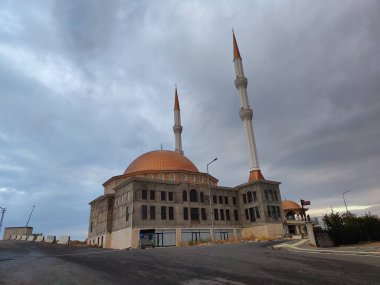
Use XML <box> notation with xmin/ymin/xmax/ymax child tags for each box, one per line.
<box><xmin>200</xmin><ymin>192</ymin><xmax>205</xmax><ymax>203</ymax></box>
<box><xmin>141</xmin><ymin>205</ymin><xmax>147</xmax><ymax>220</ymax></box>
<box><xmin>142</xmin><ymin>190</ymin><xmax>147</xmax><ymax>200</ymax></box>
<box><xmin>224</xmin><ymin>196</ymin><xmax>228</xmax><ymax>204</ymax></box>
<box><xmin>150</xmin><ymin>190</ymin><xmax>155</xmax><ymax>200</ymax></box>
<box><xmin>218</xmin><ymin>196</ymin><xmax>223</xmax><ymax>204</ymax></box>
<box><xmin>245</xmin><ymin>208</ymin><xmax>249</xmax><ymax>220</ymax></box>
<box><xmin>267</xmin><ymin>205</ymin><xmax>272</xmax><ymax>217</ymax></box>
<box><xmin>191</xmin><ymin>208</ymin><xmax>199</xmax><ymax>221</ymax></box>
<box><xmin>150</xmin><ymin>206</ymin><xmax>155</xmax><ymax>220</ymax></box>
<box><xmin>226</xmin><ymin>209</ymin><xmax>230</xmax><ymax>221</ymax></box>
<box><xmin>243</xmin><ymin>194</ymin><xmax>247</xmax><ymax>204</ymax></box>
<box><xmin>252</xmin><ymin>191</ymin><xmax>257</xmax><ymax>202</ymax></box>
<box><xmin>161</xmin><ymin>191</ymin><xmax>166</xmax><ymax>201</ymax></box>
<box><xmin>232</xmin><ymin>197</ymin><xmax>237</xmax><ymax>205</ymax></box>
<box><xmin>201</xmin><ymin>208</ymin><xmax>206</xmax><ymax>220</ymax></box>
<box><xmin>214</xmin><ymin>209</ymin><xmax>219</xmax><ymax>221</ymax></box>
<box><xmin>169</xmin><ymin>206</ymin><xmax>174</xmax><ymax>220</ymax></box>
<box><xmin>265</xmin><ymin>190</ymin><xmax>269</xmax><ymax>201</ymax></box>
<box><xmin>126</xmin><ymin>207</ymin><xmax>129</xmax><ymax>221</ymax></box>
<box><xmin>255</xmin><ymin>206</ymin><xmax>260</xmax><ymax>219</ymax></box>
<box><xmin>269</xmin><ymin>190</ymin><xmax>274</xmax><ymax>201</ymax></box>
<box><xmin>249</xmin><ymin>207</ymin><xmax>256</xmax><ymax>222</ymax></box>
<box><xmin>161</xmin><ymin>206</ymin><xmax>166</xmax><ymax>220</ymax></box>
<box><xmin>271</xmin><ymin>206</ymin><xmax>277</xmax><ymax>219</ymax></box>
<box><xmin>276</xmin><ymin>206</ymin><xmax>281</xmax><ymax>219</ymax></box>
<box><xmin>184</xmin><ymin>207</ymin><xmax>189</xmax><ymax>220</ymax></box>
<box><xmin>220</xmin><ymin>209</ymin><xmax>225</xmax><ymax>220</ymax></box>
<box><xmin>90</xmin><ymin>222</ymin><xmax>93</xmax><ymax>232</ymax></box>
<box><xmin>213</xmin><ymin>195</ymin><xmax>217</xmax><ymax>204</ymax></box>
<box><xmin>234</xmin><ymin>210</ymin><xmax>239</xmax><ymax>221</ymax></box>
<box><xmin>274</xmin><ymin>191</ymin><xmax>278</xmax><ymax>201</ymax></box>
<box><xmin>168</xmin><ymin>192</ymin><xmax>174</xmax><ymax>201</ymax></box>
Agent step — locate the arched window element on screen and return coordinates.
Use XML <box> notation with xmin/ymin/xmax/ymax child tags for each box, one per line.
<box><xmin>247</xmin><ymin>191</ymin><xmax>253</xmax><ymax>203</ymax></box>
<box><xmin>190</xmin><ymin>189</ymin><xmax>198</xmax><ymax>202</ymax></box>
<box><xmin>200</xmin><ymin>192</ymin><xmax>204</xmax><ymax>203</ymax></box>
<box><xmin>183</xmin><ymin>190</ymin><xmax>188</xmax><ymax>202</ymax></box>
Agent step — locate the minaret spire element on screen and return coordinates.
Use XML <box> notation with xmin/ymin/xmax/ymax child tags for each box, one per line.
<box><xmin>232</xmin><ymin>31</ymin><xmax>264</xmax><ymax>182</ymax></box>
<box><xmin>173</xmin><ymin>86</ymin><xmax>184</xmax><ymax>155</ymax></box>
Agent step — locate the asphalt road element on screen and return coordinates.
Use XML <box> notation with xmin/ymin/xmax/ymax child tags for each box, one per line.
<box><xmin>0</xmin><ymin>240</ymin><xmax>379</xmax><ymax>285</ymax></box>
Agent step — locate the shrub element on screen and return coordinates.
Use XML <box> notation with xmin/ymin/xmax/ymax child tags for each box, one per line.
<box><xmin>323</xmin><ymin>212</ymin><xmax>380</xmax><ymax>245</ymax></box>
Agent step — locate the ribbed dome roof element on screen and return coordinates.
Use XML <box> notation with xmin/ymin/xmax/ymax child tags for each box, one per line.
<box><xmin>124</xmin><ymin>150</ymin><xmax>199</xmax><ymax>175</ymax></box>
<box><xmin>282</xmin><ymin>200</ymin><xmax>302</xmax><ymax>210</ymax></box>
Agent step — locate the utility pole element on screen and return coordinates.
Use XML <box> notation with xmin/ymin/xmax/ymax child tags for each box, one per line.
<box><xmin>25</xmin><ymin>204</ymin><xmax>35</xmax><ymax>228</ymax></box>
<box><xmin>207</xmin><ymin>158</ymin><xmax>217</xmax><ymax>241</ymax></box>
<box><xmin>0</xmin><ymin>206</ymin><xmax>6</xmax><ymax>234</ymax></box>
<box><xmin>342</xmin><ymin>190</ymin><xmax>351</xmax><ymax>213</ymax></box>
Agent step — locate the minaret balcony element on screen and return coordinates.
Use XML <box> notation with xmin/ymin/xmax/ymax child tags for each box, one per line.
<box><xmin>234</xmin><ymin>77</ymin><xmax>248</xmax><ymax>89</ymax></box>
<box><xmin>173</xmin><ymin>125</ymin><xmax>183</xmax><ymax>133</ymax></box>
<box><xmin>239</xmin><ymin>108</ymin><xmax>253</xmax><ymax>121</ymax></box>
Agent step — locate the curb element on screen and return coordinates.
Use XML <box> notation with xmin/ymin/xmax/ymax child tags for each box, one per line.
<box><xmin>273</xmin><ymin>240</ymin><xmax>380</xmax><ymax>256</ymax></box>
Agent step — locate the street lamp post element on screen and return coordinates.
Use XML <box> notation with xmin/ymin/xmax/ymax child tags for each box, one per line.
<box><xmin>342</xmin><ymin>189</ymin><xmax>351</xmax><ymax>213</ymax></box>
<box><xmin>207</xmin><ymin>158</ymin><xmax>217</xmax><ymax>241</ymax></box>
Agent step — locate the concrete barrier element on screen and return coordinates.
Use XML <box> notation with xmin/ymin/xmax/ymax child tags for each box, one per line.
<box><xmin>57</xmin><ymin>236</ymin><xmax>70</xmax><ymax>245</ymax></box>
<box><xmin>27</xmin><ymin>235</ymin><xmax>36</xmax><ymax>242</ymax></box>
<box><xmin>45</xmin><ymin>235</ymin><xmax>56</xmax><ymax>243</ymax></box>
<box><xmin>16</xmin><ymin>235</ymin><xmax>22</xmax><ymax>240</ymax></box>
<box><xmin>21</xmin><ymin>235</ymin><xmax>28</xmax><ymax>241</ymax></box>
<box><xmin>35</xmin><ymin>235</ymin><xmax>44</xmax><ymax>242</ymax></box>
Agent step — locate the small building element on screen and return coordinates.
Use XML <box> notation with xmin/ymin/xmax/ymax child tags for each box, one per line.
<box><xmin>282</xmin><ymin>200</ymin><xmax>309</xmax><ymax>236</ymax></box>
<box><xmin>3</xmin><ymin>227</ymin><xmax>33</xmax><ymax>240</ymax></box>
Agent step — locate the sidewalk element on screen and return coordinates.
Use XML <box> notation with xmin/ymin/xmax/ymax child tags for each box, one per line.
<box><xmin>273</xmin><ymin>240</ymin><xmax>380</xmax><ymax>256</ymax></box>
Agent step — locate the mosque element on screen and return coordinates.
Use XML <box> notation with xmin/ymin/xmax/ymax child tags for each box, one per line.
<box><xmin>87</xmin><ymin>33</ymin><xmax>285</xmax><ymax>249</ymax></box>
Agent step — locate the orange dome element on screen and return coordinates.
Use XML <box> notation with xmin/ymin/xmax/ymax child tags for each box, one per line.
<box><xmin>124</xmin><ymin>150</ymin><xmax>199</xmax><ymax>175</ymax></box>
<box><xmin>282</xmin><ymin>200</ymin><xmax>302</xmax><ymax>211</ymax></box>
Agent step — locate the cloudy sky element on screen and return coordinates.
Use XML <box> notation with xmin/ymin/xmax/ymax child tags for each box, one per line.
<box><xmin>1</xmin><ymin>0</ymin><xmax>379</xmax><ymax>239</ymax></box>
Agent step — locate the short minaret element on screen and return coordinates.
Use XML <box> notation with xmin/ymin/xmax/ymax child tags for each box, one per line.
<box><xmin>233</xmin><ymin>32</ymin><xmax>264</xmax><ymax>181</ymax></box>
<box><xmin>173</xmin><ymin>87</ymin><xmax>184</xmax><ymax>155</ymax></box>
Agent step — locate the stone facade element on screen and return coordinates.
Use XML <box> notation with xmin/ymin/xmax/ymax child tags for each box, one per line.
<box><xmin>88</xmin><ymin>176</ymin><xmax>284</xmax><ymax>249</ymax></box>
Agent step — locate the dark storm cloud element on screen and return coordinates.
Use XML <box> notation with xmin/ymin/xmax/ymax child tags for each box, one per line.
<box><xmin>0</xmin><ymin>0</ymin><xmax>379</xmax><ymax>238</ymax></box>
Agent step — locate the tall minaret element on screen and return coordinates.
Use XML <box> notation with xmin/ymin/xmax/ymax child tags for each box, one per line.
<box><xmin>233</xmin><ymin>31</ymin><xmax>264</xmax><ymax>181</ymax></box>
<box><xmin>173</xmin><ymin>87</ymin><xmax>184</xmax><ymax>155</ymax></box>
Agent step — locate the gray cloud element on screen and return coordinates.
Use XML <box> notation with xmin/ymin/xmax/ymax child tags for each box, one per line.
<box><xmin>1</xmin><ymin>0</ymin><xmax>379</xmax><ymax>238</ymax></box>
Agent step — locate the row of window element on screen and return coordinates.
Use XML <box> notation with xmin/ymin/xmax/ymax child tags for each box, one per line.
<box><xmin>214</xmin><ymin>208</ymin><xmax>239</xmax><ymax>222</ymax></box>
<box><xmin>212</xmin><ymin>195</ymin><xmax>237</xmax><ymax>205</ymax></box>
<box><xmin>242</xmin><ymin>189</ymin><xmax>279</xmax><ymax>204</ymax></box>
<box><xmin>242</xmin><ymin>191</ymin><xmax>257</xmax><ymax>204</ymax></box>
<box><xmin>142</xmin><ymin>189</ymin><xmax>240</xmax><ymax>206</ymax></box>
<box><xmin>145</xmin><ymin>173</ymin><xmax>208</xmax><ymax>183</ymax></box>
<box><xmin>142</xmin><ymin>190</ymin><xmax>174</xmax><ymax>202</ymax></box>
<box><xmin>141</xmin><ymin>205</ymin><xmax>174</xmax><ymax>221</ymax></box>
<box><xmin>265</xmin><ymin>189</ymin><xmax>278</xmax><ymax>202</ymax></box>
<box><xmin>183</xmin><ymin>189</ymin><xmax>205</xmax><ymax>203</ymax></box>
<box><xmin>183</xmin><ymin>207</ymin><xmax>207</xmax><ymax>221</ymax></box>
<box><xmin>244</xmin><ymin>206</ymin><xmax>261</xmax><ymax>222</ymax></box>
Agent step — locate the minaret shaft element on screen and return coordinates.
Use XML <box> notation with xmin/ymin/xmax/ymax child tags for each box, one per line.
<box><xmin>233</xmin><ymin>32</ymin><xmax>263</xmax><ymax>180</ymax></box>
<box><xmin>173</xmin><ymin>88</ymin><xmax>184</xmax><ymax>155</ymax></box>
